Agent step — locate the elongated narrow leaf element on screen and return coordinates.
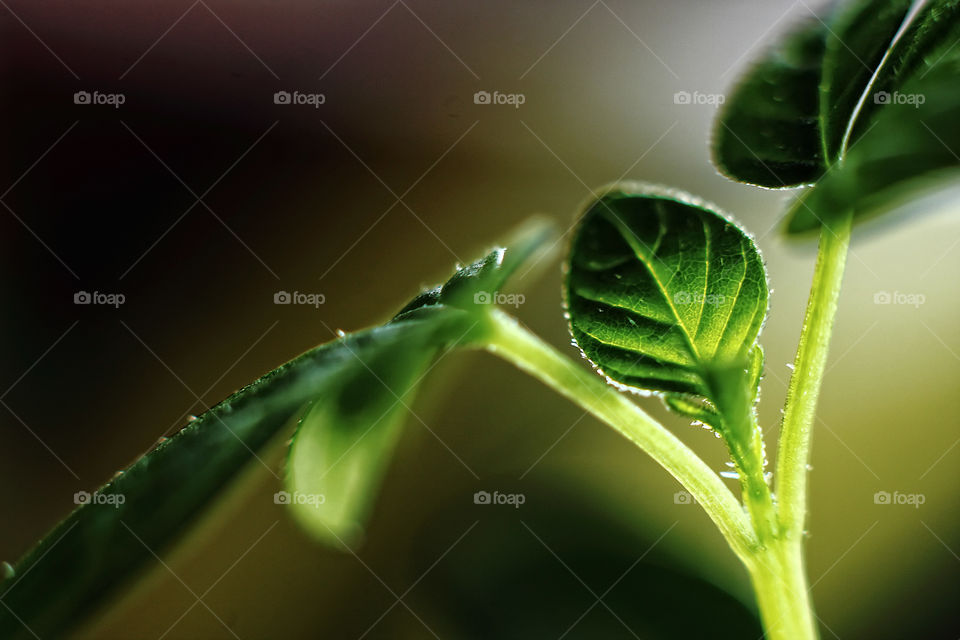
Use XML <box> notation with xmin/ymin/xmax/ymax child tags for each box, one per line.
<box><xmin>0</xmin><ymin>219</ymin><xmax>556</xmax><ymax>640</ymax></box>
<box><xmin>285</xmin><ymin>309</ymin><xmax>467</xmax><ymax>545</ymax></box>
<box><xmin>396</xmin><ymin>216</ymin><xmax>556</xmax><ymax>315</ymax></box>
<box><xmin>564</xmin><ymin>183</ymin><xmax>768</xmax><ymax>438</ymax></box>
<box><xmin>714</xmin><ymin>0</ymin><xmax>911</xmax><ymax>187</ymax></box>
<box><xmin>283</xmin><ymin>217</ymin><xmax>556</xmax><ymax>544</ymax></box>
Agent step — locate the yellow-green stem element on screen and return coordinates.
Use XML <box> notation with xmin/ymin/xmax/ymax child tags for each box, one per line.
<box><xmin>479</xmin><ymin>308</ymin><xmax>756</xmax><ymax>561</ymax></box>
<box><xmin>776</xmin><ymin>212</ymin><xmax>853</xmax><ymax>537</ymax></box>
<box><xmin>746</xmin><ymin>537</ymin><xmax>818</xmax><ymax>640</ymax></box>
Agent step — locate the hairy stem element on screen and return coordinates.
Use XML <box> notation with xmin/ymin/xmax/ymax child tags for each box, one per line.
<box><xmin>746</xmin><ymin>537</ymin><xmax>818</xmax><ymax>640</ymax></box>
<box><xmin>776</xmin><ymin>211</ymin><xmax>853</xmax><ymax>537</ymax></box>
<box><xmin>479</xmin><ymin>308</ymin><xmax>756</xmax><ymax>560</ymax></box>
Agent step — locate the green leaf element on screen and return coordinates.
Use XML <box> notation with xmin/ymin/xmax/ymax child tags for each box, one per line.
<box><xmin>395</xmin><ymin>216</ymin><xmax>556</xmax><ymax>316</ymax></box>
<box><xmin>818</xmin><ymin>0</ymin><xmax>913</xmax><ymax>161</ymax></box>
<box><xmin>564</xmin><ymin>183</ymin><xmax>768</xmax><ymax>436</ymax></box>
<box><xmin>714</xmin><ymin>0</ymin><xmax>911</xmax><ymax>187</ymax></box>
<box><xmin>848</xmin><ymin>0</ymin><xmax>960</xmax><ymax>144</ymax></box>
<box><xmin>284</xmin><ymin>312</ymin><xmax>462</xmax><ymax>545</ymax></box>
<box><xmin>0</xmin><ymin>307</ymin><xmax>467</xmax><ymax>640</ymax></box>
<box><xmin>787</xmin><ymin>1</ymin><xmax>960</xmax><ymax>233</ymax></box>
<box><xmin>713</xmin><ymin>17</ymin><xmax>828</xmax><ymax>187</ymax></box>
<box><xmin>0</xmin><ymin>219</ymin><xmax>556</xmax><ymax>639</ymax></box>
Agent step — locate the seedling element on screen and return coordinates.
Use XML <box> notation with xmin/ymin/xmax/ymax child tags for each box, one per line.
<box><xmin>2</xmin><ymin>0</ymin><xmax>958</xmax><ymax>637</ymax></box>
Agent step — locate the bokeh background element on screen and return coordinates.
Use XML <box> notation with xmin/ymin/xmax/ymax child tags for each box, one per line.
<box><xmin>1</xmin><ymin>0</ymin><xmax>958</xmax><ymax>638</ymax></box>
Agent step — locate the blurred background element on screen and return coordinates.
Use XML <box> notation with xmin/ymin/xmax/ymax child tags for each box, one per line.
<box><xmin>1</xmin><ymin>0</ymin><xmax>958</xmax><ymax>637</ymax></box>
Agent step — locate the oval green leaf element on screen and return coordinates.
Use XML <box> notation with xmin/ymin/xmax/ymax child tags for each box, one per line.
<box><xmin>564</xmin><ymin>183</ymin><xmax>768</xmax><ymax>427</ymax></box>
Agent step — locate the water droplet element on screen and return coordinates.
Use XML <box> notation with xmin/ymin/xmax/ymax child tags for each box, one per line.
<box><xmin>714</xmin><ymin>431</ymin><xmax>722</xmax><ymax>438</ymax></box>
<box><xmin>2</xmin><ymin>561</ymin><xmax>15</xmax><ymax>579</ymax></box>
<box><xmin>725</xmin><ymin>461</ymin><xmax>736</xmax><ymax>468</ymax></box>
<box><xmin>764</xmin><ymin>472</ymin><xmax>773</xmax><ymax>483</ymax></box>
<box><xmin>113</xmin><ymin>470</ymin><xmax>125</xmax><ymax>479</ymax></box>
<box><xmin>786</xmin><ymin>363</ymin><xmax>795</xmax><ymax>371</ymax></box>
<box><xmin>336</xmin><ymin>329</ymin><xmax>346</xmax><ymax>338</ymax></box>
<box><xmin>719</xmin><ymin>470</ymin><xmax>740</xmax><ymax>479</ymax></box>
<box><xmin>187</xmin><ymin>415</ymin><xmax>198</xmax><ymax>422</ymax></box>
<box><xmin>805</xmin><ymin>464</ymin><xmax>814</xmax><ymax>471</ymax></box>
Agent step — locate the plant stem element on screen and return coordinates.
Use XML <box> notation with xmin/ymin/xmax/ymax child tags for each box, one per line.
<box><xmin>775</xmin><ymin>211</ymin><xmax>853</xmax><ymax>537</ymax></box>
<box><xmin>479</xmin><ymin>308</ymin><xmax>757</xmax><ymax>561</ymax></box>
<box><xmin>746</xmin><ymin>537</ymin><xmax>818</xmax><ymax>640</ymax></box>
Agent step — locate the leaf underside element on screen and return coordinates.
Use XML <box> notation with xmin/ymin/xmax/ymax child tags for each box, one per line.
<box><xmin>716</xmin><ymin>0</ymin><xmax>960</xmax><ymax>233</ymax></box>
<box><xmin>788</xmin><ymin>0</ymin><xmax>960</xmax><ymax>233</ymax></box>
<box><xmin>564</xmin><ymin>184</ymin><xmax>768</xmax><ymax>436</ymax></box>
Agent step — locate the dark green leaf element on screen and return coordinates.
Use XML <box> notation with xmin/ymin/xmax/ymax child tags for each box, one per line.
<box><xmin>0</xmin><ymin>307</ymin><xmax>469</xmax><ymax>640</ymax></box>
<box><xmin>284</xmin><ymin>312</ymin><xmax>462</xmax><ymax>545</ymax></box>
<box><xmin>0</xmin><ymin>219</ymin><xmax>556</xmax><ymax>639</ymax></box>
<box><xmin>786</xmin><ymin>49</ymin><xmax>960</xmax><ymax>233</ymax></box>
<box><xmin>849</xmin><ymin>0</ymin><xmax>960</xmax><ymax>144</ymax></box>
<box><xmin>819</xmin><ymin>0</ymin><xmax>913</xmax><ymax>161</ymax></box>
<box><xmin>564</xmin><ymin>184</ymin><xmax>768</xmax><ymax>433</ymax></box>
<box><xmin>395</xmin><ymin>216</ymin><xmax>555</xmax><ymax>316</ymax></box>
<box><xmin>714</xmin><ymin>0</ymin><xmax>911</xmax><ymax>187</ymax></box>
<box><xmin>713</xmin><ymin>17</ymin><xmax>828</xmax><ymax>187</ymax></box>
